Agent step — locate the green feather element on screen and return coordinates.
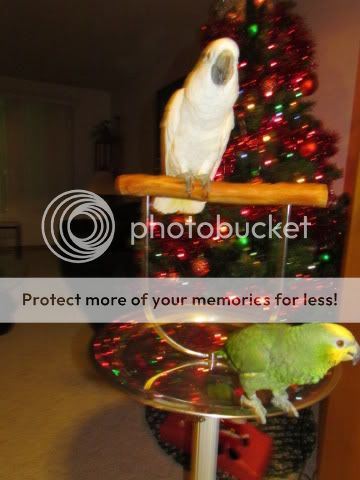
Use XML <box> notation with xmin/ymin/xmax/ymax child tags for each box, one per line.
<box><xmin>224</xmin><ymin>323</ymin><xmax>346</xmax><ymax>397</ymax></box>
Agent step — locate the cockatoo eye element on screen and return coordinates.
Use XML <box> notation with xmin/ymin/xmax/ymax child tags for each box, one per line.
<box><xmin>336</xmin><ymin>339</ymin><xmax>345</xmax><ymax>348</ymax></box>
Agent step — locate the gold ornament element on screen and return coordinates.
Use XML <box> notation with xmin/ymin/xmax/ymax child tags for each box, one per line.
<box><xmin>213</xmin><ymin>0</ymin><xmax>246</xmax><ymax>21</ymax></box>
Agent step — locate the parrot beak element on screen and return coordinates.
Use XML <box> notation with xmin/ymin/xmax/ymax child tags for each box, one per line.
<box><xmin>352</xmin><ymin>342</ymin><xmax>360</xmax><ymax>365</ymax></box>
<box><xmin>211</xmin><ymin>49</ymin><xmax>234</xmax><ymax>86</ymax></box>
<box><xmin>345</xmin><ymin>342</ymin><xmax>360</xmax><ymax>365</ymax></box>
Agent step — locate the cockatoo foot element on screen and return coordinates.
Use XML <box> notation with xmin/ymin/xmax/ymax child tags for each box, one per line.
<box><xmin>241</xmin><ymin>394</ymin><xmax>267</xmax><ymax>424</ymax></box>
<box><xmin>272</xmin><ymin>392</ymin><xmax>299</xmax><ymax>418</ymax></box>
<box><xmin>195</xmin><ymin>174</ymin><xmax>211</xmax><ymax>199</ymax></box>
<box><xmin>177</xmin><ymin>172</ymin><xmax>193</xmax><ymax>196</ymax></box>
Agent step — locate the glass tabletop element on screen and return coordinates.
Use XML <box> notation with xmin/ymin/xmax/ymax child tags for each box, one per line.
<box><xmin>92</xmin><ymin>320</ymin><xmax>341</xmax><ymax>419</ymax></box>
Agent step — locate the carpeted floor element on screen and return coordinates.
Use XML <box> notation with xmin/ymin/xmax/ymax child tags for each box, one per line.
<box><xmin>0</xmin><ymin>324</ymin><xmax>184</xmax><ymax>480</ymax></box>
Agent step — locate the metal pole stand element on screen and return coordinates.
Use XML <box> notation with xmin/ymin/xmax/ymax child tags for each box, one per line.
<box><xmin>93</xmin><ymin>318</ymin><xmax>341</xmax><ymax>480</ymax></box>
<box><xmin>92</xmin><ymin>184</ymin><xmax>335</xmax><ymax>480</ymax></box>
<box><xmin>191</xmin><ymin>417</ymin><xmax>220</xmax><ymax>480</ymax></box>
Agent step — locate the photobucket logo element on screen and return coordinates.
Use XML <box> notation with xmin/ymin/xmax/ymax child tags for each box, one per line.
<box><xmin>41</xmin><ymin>190</ymin><xmax>115</xmax><ymax>263</ymax></box>
<box><xmin>131</xmin><ymin>214</ymin><xmax>310</xmax><ymax>245</ymax></box>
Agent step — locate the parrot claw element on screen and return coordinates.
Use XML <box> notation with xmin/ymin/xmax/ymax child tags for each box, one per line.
<box><xmin>241</xmin><ymin>394</ymin><xmax>267</xmax><ymax>424</ymax></box>
<box><xmin>272</xmin><ymin>392</ymin><xmax>299</xmax><ymax>418</ymax></box>
<box><xmin>195</xmin><ymin>174</ymin><xmax>211</xmax><ymax>199</ymax></box>
<box><xmin>177</xmin><ymin>172</ymin><xmax>193</xmax><ymax>196</ymax></box>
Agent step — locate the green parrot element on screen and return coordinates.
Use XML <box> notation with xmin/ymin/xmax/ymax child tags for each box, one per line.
<box><xmin>222</xmin><ymin>323</ymin><xmax>360</xmax><ymax>424</ymax></box>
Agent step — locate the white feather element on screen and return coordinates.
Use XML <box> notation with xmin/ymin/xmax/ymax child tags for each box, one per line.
<box><xmin>153</xmin><ymin>37</ymin><xmax>239</xmax><ymax>215</ymax></box>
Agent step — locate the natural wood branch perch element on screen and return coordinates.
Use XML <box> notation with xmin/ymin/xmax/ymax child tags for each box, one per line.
<box><xmin>115</xmin><ymin>174</ymin><xmax>328</xmax><ymax>208</ymax></box>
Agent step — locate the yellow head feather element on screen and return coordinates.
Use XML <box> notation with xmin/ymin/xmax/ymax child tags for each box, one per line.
<box><xmin>322</xmin><ymin>324</ymin><xmax>358</xmax><ymax>366</ymax></box>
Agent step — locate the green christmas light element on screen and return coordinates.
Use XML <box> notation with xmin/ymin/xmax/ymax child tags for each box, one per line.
<box><xmin>112</xmin><ymin>369</ymin><xmax>120</xmax><ymax>376</ymax></box>
<box><xmin>320</xmin><ymin>253</ymin><xmax>331</xmax><ymax>262</ymax></box>
<box><xmin>286</xmin><ymin>153</ymin><xmax>294</xmax><ymax>158</ymax></box>
<box><xmin>295</xmin><ymin>92</ymin><xmax>303</xmax><ymax>98</ymax></box>
<box><xmin>238</xmin><ymin>237</ymin><xmax>249</xmax><ymax>247</ymax></box>
<box><xmin>248</xmin><ymin>24</ymin><xmax>259</xmax><ymax>36</ymax></box>
<box><xmin>275</xmin><ymin>104</ymin><xmax>283</xmax><ymax>111</ymax></box>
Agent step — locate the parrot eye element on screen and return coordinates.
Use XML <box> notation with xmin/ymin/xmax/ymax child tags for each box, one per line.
<box><xmin>336</xmin><ymin>339</ymin><xmax>345</xmax><ymax>348</ymax></box>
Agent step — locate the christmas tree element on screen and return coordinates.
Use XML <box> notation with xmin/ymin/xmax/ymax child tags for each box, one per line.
<box><xmin>148</xmin><ymin>0</ymin><xmax>348</xmax><ymax>278</ymax></box>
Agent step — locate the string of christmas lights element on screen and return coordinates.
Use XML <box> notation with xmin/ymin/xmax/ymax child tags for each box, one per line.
<box><xmin>147</xmin><ymin>0</ymin><xmax>348</xmax><ymax>278</ymax></box>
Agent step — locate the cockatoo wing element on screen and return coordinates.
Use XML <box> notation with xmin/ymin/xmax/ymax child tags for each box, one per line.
<box><xmin>154</xmin><ymin>87</ymin><xmax>207</xmax><ymax>214</ymax></box>
<box><xmin>161</xmin><ymin>88</ymin><xmax>185</xmax><ymax>176</ymax></box>
<box><xmin>210</xmin><ymin>110</ymin><xmax>235</xmax><ymax>179</ymax></box>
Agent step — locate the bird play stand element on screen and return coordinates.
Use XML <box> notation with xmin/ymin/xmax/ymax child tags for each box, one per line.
<box><xmin>92</xmin><ymin>175</ymin><xmax>340</xmax><ymax>480</ymax></box>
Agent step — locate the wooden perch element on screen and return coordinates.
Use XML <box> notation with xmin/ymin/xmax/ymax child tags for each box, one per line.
<box><xmin>115</xmin><ymin>174</ymin><xmax>328</xmax><ymax>208</ymax></box>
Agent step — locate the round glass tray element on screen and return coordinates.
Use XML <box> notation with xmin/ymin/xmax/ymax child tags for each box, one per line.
<box><xmin>92</xmin><ymin>321</ymin><xmax>341</xmax><ymax>419</ymax></box>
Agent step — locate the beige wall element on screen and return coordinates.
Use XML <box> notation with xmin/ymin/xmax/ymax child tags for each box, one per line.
<box><xmin>0</xmin><ymin>76</ymin><xmax>111</xmax><ymax>187</ymax></box>
<box><xmin>110</xmin><ymin>3</ymin><xmax>211</xmax><ymax>174</ymax></box>
<box><xmin>295</xmin><ymin>0</ymin><xmax>360</xmax><ymax>193</ymax></box>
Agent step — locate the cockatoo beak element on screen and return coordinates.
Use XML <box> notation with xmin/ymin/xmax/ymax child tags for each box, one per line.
<box><xmin>211</xmin><ymin>49</ymin><xmax>234</xmax><ymax>86</ymax></box>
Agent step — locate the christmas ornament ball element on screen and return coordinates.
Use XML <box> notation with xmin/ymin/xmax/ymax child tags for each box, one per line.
<box><xmin>300</xmin><ymin>73</ymin><xmax>319</xmax><ymax>96</ymax></box>
<box><xmin>192</xmin><ymin>257</ymin><xmax>210</xmax><ymax>276</ymax></box>
<box><xmin>299</xmin><ymin>141</ymin><xmax>318</xmax><ymax>158</ymax></box>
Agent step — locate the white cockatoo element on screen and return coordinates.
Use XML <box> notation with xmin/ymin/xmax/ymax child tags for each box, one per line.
<box><xmin>153</xmin><ymin>37</ymin><xmax>239</xmax><ymax>215</ymax></box>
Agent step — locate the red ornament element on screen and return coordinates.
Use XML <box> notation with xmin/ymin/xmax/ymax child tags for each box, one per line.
<box><xmin>261</xmin><ymin>75</ymin><xmax>277</xmax><ymax>98</ymax></box>
<box><xmin>299</xmin><ymin>73</ymin><xmax>319</xmax><ymax>96</ymax></box>
<box><xmin>299</xmin><ymin>140</ymin><xmax>318</xmax><ymax>157</ymax></box>
<box><xmin>192</xmin><ymin>257</ymin><xmax>210</xmax><ymax>276</ymax></box>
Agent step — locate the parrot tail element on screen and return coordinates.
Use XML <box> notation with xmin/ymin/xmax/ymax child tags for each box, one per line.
<box><xmin>215</xmin><ymin>347</ymin><xmax>238</xmax><ymax>370</ymax></box>
<box><xmin>153</xmin><ymin>197</ymin><xmax>206</xmax><ymax>215</ymax></box>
